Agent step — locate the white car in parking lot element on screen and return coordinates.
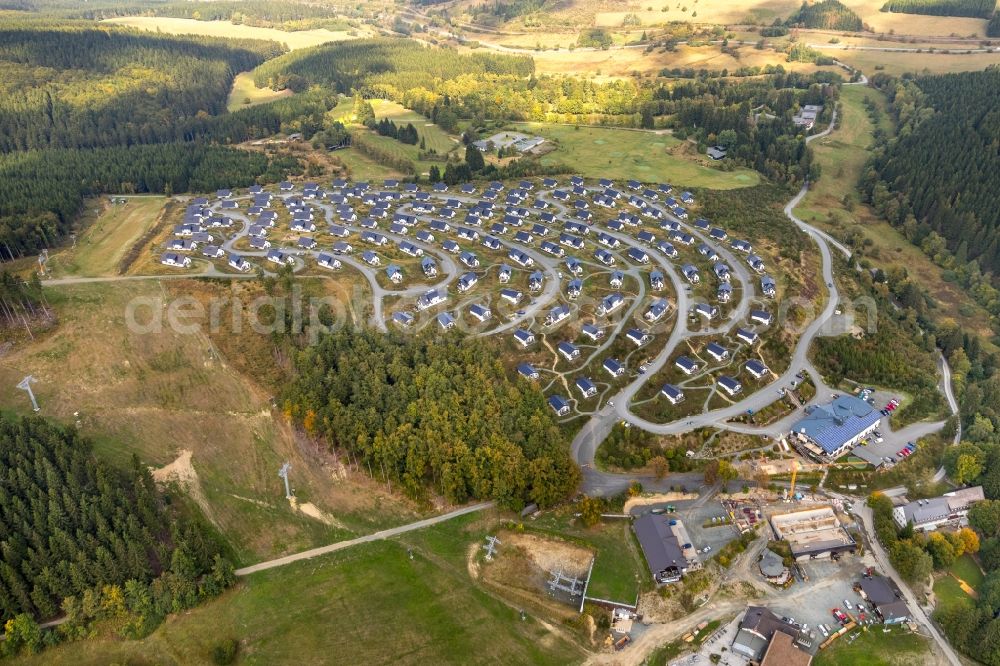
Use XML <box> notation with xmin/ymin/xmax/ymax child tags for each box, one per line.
<box><xmin>843</xmin><ymin>600</ymin><xmax>853</xmax><ymax>610</ymax></box>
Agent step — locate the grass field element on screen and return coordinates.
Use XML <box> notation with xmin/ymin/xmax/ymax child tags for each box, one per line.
<box><xmin>46</xmin><ymin>196</ymin><xmax>165</xmax><ymax>278</ymax></box>
<box><xmin>934</xmin><ymin>574</ymin><xmax>972</xmax><ymax>611</ymax></box>
<box><xmin>834</xmin><ymin>48</ymin><xmax>1000</xmax><ymax>76</ymax></box>
<box><xmin>512</xmin><ymin>122</ymin><xmax>758</xmax><ymax>189</ymax></box>
<box><xmin>15</xmin><ymin>538</ymin><xmax>580</xmax><ymax>666</ymax></box>
<box><xmin>813</xmin><ymin>626</ymin><xmax>930</xmax><ymax>665</ymax></box>
<box><xmin>335</xmin><ymin>147</ymin><xmax>405</xmax><ymax>180</ymax></box>
<box><xmin>0</xmin><ymin>278</ymin><xmax>432</xmax><ymax>567</ymax></box>
<box><xmin>102</xmin><ymin>17</ymin><xmax>363</xmax><ymax>50</ymax></box>
<box><xmin>370</xmin><ymin>100</ymin><xmax>461</xmax><ymax>157</ymax></box>
<box><xmin>950</xmin><ymin>553</ymin><xmax>985</xmax><ymax>589</ymax></box>
<box><xmin>794</xmin><ymin>85</ymin><xmax>995</xmax><ymax>342</ymax></box>
<box><xmin>227</xmin><ymin>71</ymin><xmax>294</xmax><ymax>111</ymax></box>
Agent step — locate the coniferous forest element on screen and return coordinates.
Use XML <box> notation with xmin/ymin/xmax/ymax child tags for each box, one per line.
<box><xmin>785</xmin><ymin>0</ymin><xmax>864</xmax><ymax>30</ymax></box>
<box><xmin>0</xmin><ymin>415</ymin><xmax>233</xmax><ymax>641</ymax></box>
<box><xmin>0</xmin><ymin>21</ymin><xmax>284</xmax><ymax>152</ymax></box>
<box><xmin>865</xmin><ymin>69</ymin><xmax>1000</xmax><ymax>275</ymax></box>
<box><xmin>0</xmin><ymin>20</ymin><xmax>313</xmax><ymax>259</ymax></box>
<box><xmin>282</xmin><ymin>329</ymin><xmax>581</xmax><ymax>510</ymax></box>
<box><xmin>880</xmin><ymin>0</ymin><xmax>996</xmax><ymax>17</ymax></box>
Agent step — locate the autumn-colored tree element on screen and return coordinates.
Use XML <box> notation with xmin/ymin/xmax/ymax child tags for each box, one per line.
<box><xmin>579</xmin><ymin>496</ymin><xmax>603</xmax><ymax>527</ymax></box>
<box><xmin>650</xmin><ymin>456</ymin><xmax>669</xmax><ymax>481</ymax></box>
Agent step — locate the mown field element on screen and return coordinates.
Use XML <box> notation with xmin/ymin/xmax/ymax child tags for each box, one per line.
<box><xmin>525</xmin><ymin>42</ymin><xmax>833</xmax><ymax>78</ymax></box>
<box><xmin>14</xmin><ymin>536</ymin><xmax>580</xmax><ymax>666</ymax></box>
<box><xmin>512</xmin><ymin>122</ymin><xmax>758</xmax><ymax>189</ymax></box>
<box><xmin>227</xmin><ymin>71</ymin><xmax>294</xmax><ymax>111</ymax></box>
<box><xmin>102</xmin><ymin>16</ymin><xmax>363</xmax><ymax>50</ymax></box>
<box><xmin>370</xmin><ymin>100</ymin><xmax>461</xmax><ymax>156</ymax></box>
<box><xmin>46</xmin><ymin>196</ymin><xmax>165</xmax><ymax>278</ymax></box>
<box><xmin>834</xmin><ymin>48</ymin><xmax>1000</xmax><ymax>76</ymax></box>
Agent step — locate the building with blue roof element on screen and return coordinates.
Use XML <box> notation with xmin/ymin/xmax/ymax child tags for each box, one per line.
<box><xmin>790</xmin><ymin>394</ymin><xmax>882</xmax><ymax>459</ymax></box>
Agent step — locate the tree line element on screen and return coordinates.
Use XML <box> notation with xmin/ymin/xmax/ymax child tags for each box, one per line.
<box><xmin>990</xmin><ymin>12</ymin><xmax>1000</xmax><ymax>36</ymax></box>
<box><xmin>0</xmin><ymin>414</ymin><xmax>235</xmax><ymax>657</ymax></box>
<box><xmin>12</xmin><ymin>0</ymin><xmax>363</xmax><ymax>30</ymax></box>
<box><xmin>864</xmin><ymin>70</ymin><xmax>1000</xmax><ymax>290</ymax></box>
<box><xmin>369</xmin><ymin>118</ymin><xmax>420</xmax><ymax>145</ymax></box>
<box><xmin>0</xmin><ymin>20</ymin><xmax>284</xmax><ymax>153</ymax></box>
<box><xmin>252</xmin><ymin>38</ymin><xmax>839</xmax><ymax>185</ymax></box>
<box><xmin>786</xmin><ymin>0</ymin><xmax>864</xmax><ymax>31</ymax></box>
<box><xmin>880</xmin><ymin>0</ymin><xmax>996</xmax><ymax>17</ymax></box>
<box><xmin>0</xmin><ymin>142</ymin><xmax>299</xmax><ymax>258</ymax></box>
<box><xmin>281</xmin><ymin>328</ymin><xmax>580</xmax><ymax>510</ymax></box>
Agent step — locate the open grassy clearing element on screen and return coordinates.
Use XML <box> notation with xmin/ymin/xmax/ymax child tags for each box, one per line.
<box><xmin>814</xmin><ymin>624</ymin><xmax>931</xmax><ymax>665</ymax></box>
<box><xmin>369</xmin><ymin>99</ymin><xmax>462</xmax><ymax>156</ymax></box>
<box><xmin>44</xmin><ymin>196</ymin><xmax>165</xmax><ymax>278</ymax></box>
<box><xmin>524</xmin><ymin>509</ymin><xmax>650</xmax><ymax>605</ymax></box>
<box><xmin>0</xmin><ymin>279</ymin><xmax>430</xmax><ymax>566</ymax></box>
<box><xmin>15</xmin><ymin>537</ymin><xmax>579</xmax><ymax>666</ymax></box>
<box><xmin>950</xmin><ymin>552</ymin><xmax>985</xmax><ymax>589</ymax></box>
<box><xmin>461</xmin><ymin>0</ymin><xmax>987</xmax><ymax>38</ymax></box>
<box><xmin>835</xmin><ymin>48</ymin><xmax>1000</xmax><ymax>76</ymax></box>
<box><xmin>102</xmin><ymin>17</ymin><xmax>364</xmax><ymax>50</ymax></box>
<box><xmin>795</xmin><ymin>85</ymin><xmax>994</xmax><ymax>341</ymax></box>
<box><xmin>510</xmin><ymin>122</ymin><xmax>758</xmax><ymax>189</ymax></box>
<box><xmin>227</xmin><ymin>71</ymin><xmax>294</xmax><ymax>111</ymax></box>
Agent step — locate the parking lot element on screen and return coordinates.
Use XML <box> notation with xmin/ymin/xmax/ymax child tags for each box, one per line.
<box><xmin>679</xmin><ymin>500</ymin><xmax>742</xmax><ymax>556</ymax></box>
<box><xmin>764</xmin><ymin>557</ymin><xmax>877</xmax><ymax>650</ymax></box>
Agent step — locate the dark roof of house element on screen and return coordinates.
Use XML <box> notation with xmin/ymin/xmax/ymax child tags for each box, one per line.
<box><xmin>633</xmin><ymin>514</ymin><xmax>686</xmax><ymax>577</ymax></box>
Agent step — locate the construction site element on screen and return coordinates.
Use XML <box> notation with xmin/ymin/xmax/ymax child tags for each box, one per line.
<box><xmin>769</xmin><ymin>506</ymin><xmax>857</xmax><ymax>562</ymax></box>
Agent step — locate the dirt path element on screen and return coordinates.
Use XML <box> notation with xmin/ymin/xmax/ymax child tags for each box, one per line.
<box><xmin>151</xmin><ymin>449</ymin><xmax>216</xmax><ymax>524</ymax></box>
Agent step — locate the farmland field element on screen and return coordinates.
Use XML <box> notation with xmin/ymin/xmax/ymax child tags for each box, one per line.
<box><xmin>15</xmin><ymin>539</ymin><xmax>580</xmax><ymax>666</ymax></box>
<box><xmin>833</xmin><ymin>48</ymin><xmax>1000</xmax><ymax>76</ymax></box>
<box><xmin>46</xmin><ymin>196</ymin><xmax>165</xmax><ymax>278</ymax></box>
<box><xmin>512</xmin><ymin>122</ymin><xmax>759</xmax><ymax>189</ymax></box>
<box><xmin>102</xmin><ymin>17</ymin><xmax>363</xmax><ymax>50</ymax></box>
<box><xmin>227</xmin><ymin>71</ymin><xmax>294</xmax><ymax>111</ymax></box>
<box><xmin>525</xmin><ymin>42</ymin><xmax>832</xmax><ymax>78</ymax></box>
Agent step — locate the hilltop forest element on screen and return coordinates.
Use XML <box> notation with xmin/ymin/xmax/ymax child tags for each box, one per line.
<box><xmin>283</xmin><ymin>329</ymin><xmax>580</xmax><ymax>510</ymax></box>
<box><xmin>786</xmin><ymin>0</ymin><xmax>864</xmax><ymax>30</ymax></box>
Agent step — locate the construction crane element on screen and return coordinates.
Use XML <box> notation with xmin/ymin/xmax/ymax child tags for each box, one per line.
<box><xmin>788</xmin><ymin>459</ymin><xmax>798</xmax><ymax>501</ymax></box>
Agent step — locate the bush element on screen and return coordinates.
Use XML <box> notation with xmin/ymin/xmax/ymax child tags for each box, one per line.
<box><xmin>212</xmin><ymin>638</ymin><xmax>239</xmax><ymax>665</ymax></box>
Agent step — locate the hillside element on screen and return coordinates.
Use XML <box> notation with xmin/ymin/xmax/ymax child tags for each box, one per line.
<box><xmin>865</xmin><ymin>69</ymin><xmax>1000</xmax><ymax>275</ymax></box>
<box><xmin>786</xmin><ymin>0</ymin><xmax>864</xmax><ymax>30</ymax></box>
